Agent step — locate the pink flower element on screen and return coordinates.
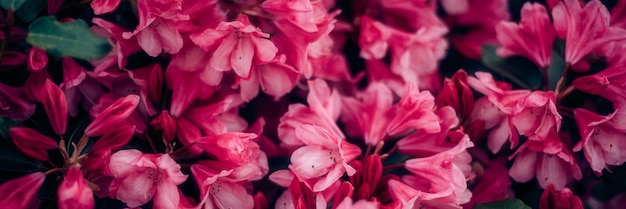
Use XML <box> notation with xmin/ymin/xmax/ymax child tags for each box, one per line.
<box><xmin>108</xmin><ymin>149</ymin><xmax>187</xmax><ymax>209</ymax></box>
<box><xmin>386</xmin><ymin>83</ymin><xmax>440</xmax><ymax>136</ymax></box>
<box><xmin>40</xmin><ymin>79</ymin><xmax>68</xmax><ymax>135</ymax></box>
<box><xmin>0</xmin><ymin>172</ymin><xmax>45</xmax><ymax>209</ymax></box>
<box><xmin>238</xmin><ymin>54</ymin><xmax>300</xmax><ymax>101</ymax></box>
<box><xmin>261</xmin><ymin>0</ymin><xmax>318</xmax><ymax>33</ymax></box>
<box><xmin>399</xmin><ymin>135</ymin><xmax>474</xmax><ymax>208</ymax></box>
<box><xmin>122</xmin><ymin>0</ymin><xmax>187</xmax><ymax>56</ymax></box>
<box><xmin>389</xmin><ymin>26</ymin><xmax>448</xmax><ymax>88</ymax></box>
<box><xmin>85</xmin><ymin>94</ymin><xmax>140</xmax><ymax>137</ymax></box>
<box><xmin>496</xmin><ymin>3</ymin><xmax>555</xmax><ymax>68</ymax></box>
<box><xmin>191</xmin><ymin>160</ymin><xmax>255</xmax><ymax>209</ymax></box>
<box><xmin>539</xmin><ymin>184</ymin><xmax>584</xmax><ymax>209</ymax></box>
<box><xmin>278</xmin><ymin>79</ymin><xmax>343</xmax><ymax>149</ymax></box>
<box><xmin>358</xmin><ymin>16</ymin><xmax>392</xmax><ymax>60</ymax></box>
<box><xmin>511</xmin><ymin>91</ymin><xmax>561</xmax><ymax>140</ymax></box>
<box><xmin>58</xmin><ymin>167</ymin><xmax>94</xmax><ymax>209</ymax></box>
<box><xmin>552</xmin><ymin>0</ymin><xmax>626</xmax><ymax>69</ymax></box>
<box><xmin>190</xmin><ymin>15</ymin><xmax>278</xmax><ymax>79</ymax></box>
<box><xmin>196</xmin><ymin>132</ymin><xmax>259</xmax><ymax>166</ymax></box>
<box><xmin>573</xmin><ymin>108</ymin><xmax>626</xmax><ymax>173</ymax></box>
<box><xmin>91</xmin><ymin>0</ymin><xmax>121</xmax><ymax>15</ymax></box>
<box><xmin>508</xmin><ymin>130</ymin><xmax>582</xmax><ymax>189</ymax></box>
<box><xmin>396</xmin><ymin>106</ymin><xmax>460</xmax><ymax>157</ymax></box>
<box><xmin>572</xmin><ymin>61</ymin><xmax>626</xmax><ymax>104</ymax></box>
<box><xmin>341</xmin><ymin>83</ymin><xmax>396</xmax><ymax>145</ymax></box>
<box><xmin>290</xmin><ymin>125</ymin><xmax>361</xmax><ymax>192</ymax></box>
<box><xmin>9</xmin><ymin>127</ymin><xmax>57</xmax><ymax>161</ymax></box>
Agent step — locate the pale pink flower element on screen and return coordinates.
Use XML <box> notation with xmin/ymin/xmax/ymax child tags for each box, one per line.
<box><xmin>290</xmin><ymin>125</ymin><xmax>361</xmax><ymax>192</ymax></box>
<box><xmin>108</xmin><ymin>149</ymin><xmax>187</xmax><ymax>209</ymax></box>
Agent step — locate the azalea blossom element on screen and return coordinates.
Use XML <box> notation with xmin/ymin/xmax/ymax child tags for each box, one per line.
<box><xmin>108</xmin><ymin>149</ymin><xmax>188</xmax><ymax>209</ymax></box>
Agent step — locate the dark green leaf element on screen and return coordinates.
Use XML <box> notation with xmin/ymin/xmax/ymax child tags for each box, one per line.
<box><xmin>548</xmin><ymin>51</ymin><xmax>566</xmax><ymax>90</ymax></box>
<box><xmin>26</xmin><ymin>16</ymin><xmax>112</xmax><ymax>60</ymax></box>
<box><xmin>0</xmin><ymin>0</ymin><xmax>25</xmax><ymax>10</ymax></box>
<box><xmin>15</xmin><ymin>0</ymin><xmax>45</xmax><ymax>22</ymax></box>
<box><xmin>0</xmin><ymin>116</ymin><xmax>21</xmax><ymax>140</ymax></box>
<box><xmin>480</xmin><ymin>45</ymin><xmax>542</xmax><ymax>90</ymax></box>
<box><xmin>473</xmin><ymin>199</ymin><xmax>532</xmax><ymax>209</ymax></box>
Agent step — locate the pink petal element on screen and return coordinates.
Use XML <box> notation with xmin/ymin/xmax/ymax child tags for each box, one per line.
<box><xmin>509</xmin><ymin>148</ymin><xmax>537</xmax><ymax>183</ymax></box>
<box><xmin>116</xmin><ymin>171</ymin><xmax>156</xmax><ymax>207</ymax></box>
<box><xmin>291</xmin><ymin>145</ymin><xmax>336</xmax><ymax>179</ymax></box>
<box><xmin>230</xmin><ymin>37</ymin><xmax>255</xmax><ymax>78</ymax></box>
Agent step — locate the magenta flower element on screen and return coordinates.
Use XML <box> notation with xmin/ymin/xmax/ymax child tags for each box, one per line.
<box><xmin>496</xmin><ymin>3</ymin><xmax>555</xmax><ymax>68</ymax></box>
<box><xmin>108</xmin><ymin>149</ymin><xmax>187</xmax><ymax>209</ymax></box>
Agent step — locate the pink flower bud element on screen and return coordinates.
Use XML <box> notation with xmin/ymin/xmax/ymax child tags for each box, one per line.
<box><xmin>540</xmin><ymin>184</ymin><xmax>583</xmax><ymax>209</ymax></box>
<box><xmin>0</xmin><ymin>172</ymin><xmax>45</xmax><ymax>208</ymax></box>
<box><xmin>9</xmin><ymin>127</ymin><xmax>57</xmax><ymax>161</ymax></box>
<box><xmin>85</xmin><ymin>94</ymin><xmax>139</xmax><ymax>137</ymax></box>
<box><xmin>58</xmin><ymin>167</ymin><xmax>94</xmax><ymax>209</ymax></box>
<box><xmin>27</xmin><ymin>47</ymin><xmax>47</xmax><ymax>72</ymax></box>
<box><xmin>40</xmin><ymin>79</ymin><xmax>68</xmax><ymax>135</ymax></box>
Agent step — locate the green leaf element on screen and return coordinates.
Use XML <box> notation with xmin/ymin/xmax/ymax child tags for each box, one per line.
<box><xmin>26</xmin><ymin>16</ymin><xmax>112</xmax><ymax>60</ymax></box>
<box><xmin>0</xmin><ymin>0</ymin><xmax>26</xmax><ymax>10</ymax></box>
<box><xmin>480</xmin><ymin>45</ymin><xmax>542</xmax><ymax>90</ymax></box>
<box><xmin>473</xmin><ymin>199</ymin><xmax>532</xmax><ymax>209</ymax></box>
<box><xmin>15</xmin><ymin>0</ymin><xmax>45</xmax><ymax>22</ymax></box>
<box><xmin>548</xmin><ymin>51</ymin><xmax>566</xmax><ymax>90</ymax></box>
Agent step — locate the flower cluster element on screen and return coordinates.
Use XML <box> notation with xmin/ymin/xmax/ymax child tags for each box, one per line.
<box><xmin>1</xmin><ymin>0</ymin><xmax>626</xmax><ymax>208</ymax></box>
